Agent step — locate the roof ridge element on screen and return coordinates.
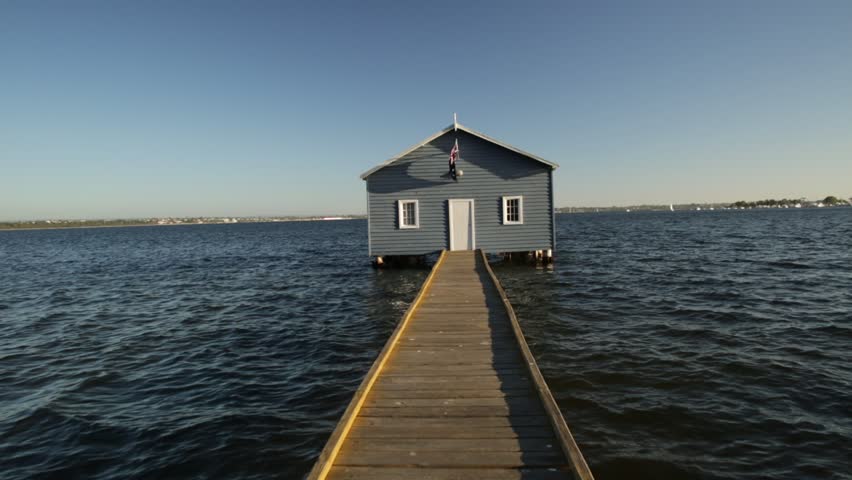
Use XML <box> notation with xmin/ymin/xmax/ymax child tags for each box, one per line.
<box><xmin>359</xmin><ymin>124</ymin><xmax>558</xmax><ymax>179</ymax></box>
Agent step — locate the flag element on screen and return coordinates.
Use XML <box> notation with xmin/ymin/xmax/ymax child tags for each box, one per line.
<box><xmin>449</xmin><ymin>139</ymin><xmax>459</xmax><ymax>179</ymax></box>
<box><xmin>449</xmin><ymin>139</ymin><xmax>459</xmax><ymax>167</ymax></box>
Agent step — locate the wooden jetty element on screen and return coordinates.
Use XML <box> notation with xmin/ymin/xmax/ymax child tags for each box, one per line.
<box><xmin>308</xmin><ymin>250</ymin><xmax>593</xmax><ymax>480</ymax></box>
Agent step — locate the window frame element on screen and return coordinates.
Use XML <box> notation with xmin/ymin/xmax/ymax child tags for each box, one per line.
<box><xmin>502</xmin><ymin>195</ymin><xmax>524</xmax><ymax>225</ymax></box>
<box><xmin>398</xmin><ymin>199</ymin><xmax>420</xmax><ymax>229</ymax></box>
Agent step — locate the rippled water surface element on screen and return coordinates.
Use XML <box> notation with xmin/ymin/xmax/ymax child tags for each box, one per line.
<box><xmin>1</xmin><ymin>210</ymin><xmax>850</xmax><ymax>480</ymax></box>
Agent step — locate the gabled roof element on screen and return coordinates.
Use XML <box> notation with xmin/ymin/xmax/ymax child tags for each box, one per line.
<box><xmin>359</xmin><ymin>123</ymin><xmax>559</xmax><ymax>180</ymax></box>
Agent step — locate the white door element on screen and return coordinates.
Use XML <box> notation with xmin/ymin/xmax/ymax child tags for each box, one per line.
<box><xmin>449</xmin><ymin>199</ymin><xmax>475</xmax><ymax>251</ymax></box>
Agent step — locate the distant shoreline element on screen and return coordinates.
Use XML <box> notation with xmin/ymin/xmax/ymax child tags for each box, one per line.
<box><xmin>557</xmin><ymin>205</ymin><xmax>851</xmax><ymax>214</ymax></box>
<box><xmin>556</xmin><ymin>207</ymin><xmax>851</xmax><ymax>215</ymax></box>
<box><xmin>558</xmin><ymin>195</ymin><xmax>852</xmax><ymax>213</ymax></box>
<box><xmin>557</xmin><ymin>201</ymin><xmax>850</xmax><ymax>214</ymax></box>
<box><xmin>0</xmin><ymin>216</ymin><xmax>366</xmax><ymax>232</ymax></box>
<box><xmin>3</xmin><ymin>207</ymin><xmax>848</xmax><ymax>232</ymax></box>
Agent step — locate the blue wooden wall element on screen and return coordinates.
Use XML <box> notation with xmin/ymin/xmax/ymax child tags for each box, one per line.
<box><xmin>365</xmin><ymin>130</ymin><xmax>555</xmax><ymax>256</ymax></box>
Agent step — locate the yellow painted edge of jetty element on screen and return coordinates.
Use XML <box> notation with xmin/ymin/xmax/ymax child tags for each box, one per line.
<box><xmin>307</xmin><ymin>250</ymin><xmax>448</xmax><ymax>480</ymax></box>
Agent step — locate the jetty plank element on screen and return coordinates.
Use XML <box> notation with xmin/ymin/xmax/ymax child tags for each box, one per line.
<box><xmin>347</xmin><ymin>426</ymin><xmax>554</xmax><ymax>440</ymax></box>
<box><xmin>364</xmin><ymin>395</ymin><xmax>542</xmax><ymax>408</ymax></box>
<box><xmin>353</xmin><ymin>415</ymin><xmax>554</xmax><ymax>428</ymax></box>
<box><xmin>328</xmin><ymin>466</ymin><xmax>571</xmax><ymax>480</ymax></box>
<box><xmin>334</xmin><ymin>450</ymin><xmax>565</xmax><ymax>467</ymax></box>
<box><xmin>363</xmin><ymin>388</ymin><xmax>536</xmax><ymax>400</ymax></box>
<box><xmin>307</xmin><ymin>250</ymin><xmax>594</xmax><ymax>480</ymax></box>
<box><xmin>345</xmin><ymin>437</ymin><xmax>559</xmax><ymax>452</ymax></box>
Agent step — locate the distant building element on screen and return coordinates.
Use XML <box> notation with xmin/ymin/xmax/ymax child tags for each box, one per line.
<box><xmin>361</xmin><ymin>123</ymin><xmax>557</xmax><ymax>264</ymax></box>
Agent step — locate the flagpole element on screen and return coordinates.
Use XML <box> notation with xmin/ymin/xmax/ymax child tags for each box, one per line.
<box><xmin>449</xmin><ymin>113</ymin><xmax>458</xmax><ymax>180</ymax></box>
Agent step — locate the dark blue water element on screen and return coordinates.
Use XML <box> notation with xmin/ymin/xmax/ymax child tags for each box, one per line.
<box><xmin>1</xmin><ymin>210</ymin><xmax>850</xmax><ymax>479</ymax></box>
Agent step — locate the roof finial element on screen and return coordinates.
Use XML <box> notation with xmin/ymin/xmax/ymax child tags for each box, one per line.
<box><xmin>453</xmin><ymin>112</ymin><xmax>458</xmax><ymax>131</ymax></box>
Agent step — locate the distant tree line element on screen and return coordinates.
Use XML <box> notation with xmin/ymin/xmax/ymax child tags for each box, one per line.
<box><xmin>0</xmin><ymin>219</ymin><xmax>158</xmax><ymax>230</ymax></box>
<box><xmin>729</xmin><ymin>196</ymin><xmax>848</xmax><ymax>208</ymax></box>
<box><xmin>730</xmin><ymin>198</ymin><xmax>800</xmax><ymax>208</ymax></box>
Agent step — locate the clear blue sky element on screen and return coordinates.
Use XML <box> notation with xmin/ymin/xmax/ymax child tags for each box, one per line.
<box><xmin>2</xmin><ymin>0</ymin><xmax>851</xmax><ymax>220</ymax></box>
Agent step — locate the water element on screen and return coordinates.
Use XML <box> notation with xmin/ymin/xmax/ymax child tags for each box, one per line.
<box><xmin>0</xmin><ymin>209</ymin><xmax>850</xmax><ymax>479</ymax></box>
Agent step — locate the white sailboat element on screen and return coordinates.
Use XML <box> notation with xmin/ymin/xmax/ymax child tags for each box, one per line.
<box><xmin>669</xmin><ymin>204</ymin><xmax>674</xmax><ymax>212</ymax></box>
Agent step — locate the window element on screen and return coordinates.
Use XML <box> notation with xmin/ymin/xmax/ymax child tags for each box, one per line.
<box><xmin>398</xmin><ymin>199</ymin><xmax>419</xmax><ymax>228</ymax></box>
<box><xmin>502</xmin><ymin>196</ymin><xmax>523</xmax><ymax>224</ymax></box>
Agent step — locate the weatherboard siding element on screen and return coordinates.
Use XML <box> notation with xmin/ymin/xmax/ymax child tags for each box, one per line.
<box><xmin>366</xmin><ymin>130</ymin><xmax>554</xmax><ymax>256</ymax></box>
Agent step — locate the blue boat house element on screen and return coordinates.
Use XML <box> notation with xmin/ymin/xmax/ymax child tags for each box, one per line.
<box><xmin>361</xmin><ymin>122</ymin><xmax>558</xmax><ymax>266</ymax></box>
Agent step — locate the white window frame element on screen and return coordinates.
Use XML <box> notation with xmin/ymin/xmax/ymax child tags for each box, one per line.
<box><xmin>398</xmin><ymin>199</ymin><xmax>419</xmax><ymax>229</ymax></box>
<box><xmin>502</xmin><ymin>196</ymin><xmax>524</xmax><ymax>225</ymax></box>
